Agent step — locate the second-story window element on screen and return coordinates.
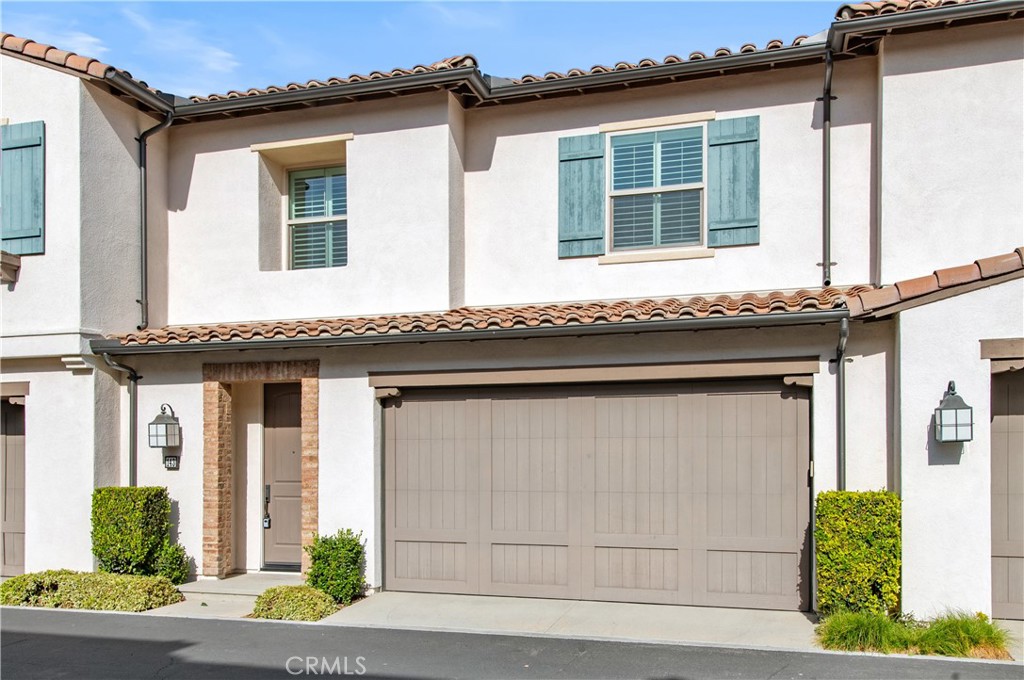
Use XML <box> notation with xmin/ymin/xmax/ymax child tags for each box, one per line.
<box><xmin>289</xmin><ymin>166</ymin><xmax>347</xmax><ymax>269</ymax></box>
<box><xmin>609</xmin><ymin>126</ymin><xmax>704</xmax><ymax>251</ymax></box>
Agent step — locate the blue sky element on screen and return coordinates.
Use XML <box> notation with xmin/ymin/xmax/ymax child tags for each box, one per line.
<box><xmin>3</xmin><ymin>2</ymin><xmax>838</xmax><ymax>98</ymax></box>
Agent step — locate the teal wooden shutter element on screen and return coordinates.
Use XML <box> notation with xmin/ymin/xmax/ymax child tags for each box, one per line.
<box><xmin>1</xmin><ymin>121</ymin><xmax>45</xmax><ymax>255</ymax></box>
<box><xmin>707</xmin><ymin>116</ymin><xmax>759</xmax><ymax>247</ymax></box>
<box><xmin>558</xmin><ymin>133</ymin><xmax>605</xmax><ymax>258</ymax></box>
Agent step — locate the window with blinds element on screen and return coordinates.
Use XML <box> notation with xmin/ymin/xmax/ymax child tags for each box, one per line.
<box><xmin>288</xmin><ymin>166</ymin><xmax>347</xmax><ymax>269</ymax></box>
<box><xmin>609</xmin><ymin>126</ymin><xmax>703</xmax><ymax>250</ymax></box>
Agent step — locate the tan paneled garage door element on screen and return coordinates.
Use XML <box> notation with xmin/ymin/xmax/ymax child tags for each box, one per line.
<box><xmin>384</xmin><ymin>380</ymin><xmax>811</xmax><ymax>611</ymax></box>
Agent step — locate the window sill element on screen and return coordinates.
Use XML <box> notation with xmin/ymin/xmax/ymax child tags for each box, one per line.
<box><xmin>597</xmin><ymin>247</ymin><xmax>715</xmax><ymax>265</ymax></box>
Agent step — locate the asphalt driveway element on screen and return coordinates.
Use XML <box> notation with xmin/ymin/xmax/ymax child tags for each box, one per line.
<box><xmin>2</xmin><ymin>607</ymin><xmax>1022</xmax><ymax>679</ymax></box>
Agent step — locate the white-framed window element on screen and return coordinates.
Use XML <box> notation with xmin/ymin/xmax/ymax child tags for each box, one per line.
<box><xmin>608</xmin><ymin>124</ymin><xmax>705</xmax><ymax>251</ymax></box>
<box><xmin>288</xmin><ymin>166</ymin><xmax>347</xmax><ymax>269</ymax></box>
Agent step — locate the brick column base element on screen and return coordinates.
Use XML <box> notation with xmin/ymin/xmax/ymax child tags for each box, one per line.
<box><xmin>202</xmin><ymin>380</ymin><xmax>233</xmax><ymax>577</ymax></box>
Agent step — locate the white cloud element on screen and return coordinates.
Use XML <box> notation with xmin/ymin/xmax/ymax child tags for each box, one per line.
<box><xmin>421</xmin><ymin>2</ymin><xmax>508</xmax><ymax>30</ymax></box>
<box><xmin>3</xmin><ymin>14</ymin><xmax>109</xmax><ymax>58</ymax></box>
<box><xmin>116</xmin><ymin>6</ymin><xmax>240</xmax><ymax>92</ymax></box>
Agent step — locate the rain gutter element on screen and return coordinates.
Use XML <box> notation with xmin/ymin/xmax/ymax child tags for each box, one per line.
<box><xmin>91</xmin><ymin>309</ymin><xmax>850</xmax><ymax>356</ymax></box>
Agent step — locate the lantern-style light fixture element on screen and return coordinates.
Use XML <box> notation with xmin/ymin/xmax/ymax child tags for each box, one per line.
<box><xmin>934</xmin><ymin>381</ymin><xmax>973</xmax><ymax>443</ymax></box>
<box><xmin>148</xmin><ymin>404</ymin><xmax>181</xmax><ymax>471</ymax></box>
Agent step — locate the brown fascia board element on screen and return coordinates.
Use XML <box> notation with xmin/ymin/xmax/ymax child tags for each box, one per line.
<box><xmin>829</xmin><ymin>0</ymin><xmax>1024</xmax><ymax>52</ymax></box>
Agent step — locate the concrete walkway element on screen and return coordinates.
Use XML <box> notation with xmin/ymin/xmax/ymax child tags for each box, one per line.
<box><xmin>143</xmin><ymin>572</ymin><xmax>302</xmax><ymax>620</ymax></box>
<box><xmin>322</xmin><ymin>592</ymin><xmax>820</xmax><ymax>652</ymax></box>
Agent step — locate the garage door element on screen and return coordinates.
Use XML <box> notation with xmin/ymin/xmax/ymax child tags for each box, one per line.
<box><xmin>384</xmin><ymin>380</ymin><xmax>811</xmax><ymax>611</ymax></box>
<box><xmin>992</xmin><ymin>370</ymin><xmax>1023</xmax><ymax>620</ymax></box>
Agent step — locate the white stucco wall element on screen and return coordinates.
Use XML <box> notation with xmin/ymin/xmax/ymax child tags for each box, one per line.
<box><xmin>162</xmin><ymin>93</ymin><xmax>459</xmax><ymax>325</ymax></box>
<box><xmin>897</xmin><ymin>278</ymin><xmax>1024</xmax><ymax>618</ymax></box>
<box><xmin>462</xmin><ymin>61</ymin><xmax>876</xmax><ymax>307</ymax></box>
<box><xmin>0</xmin><ymin>360</ymin><xmax>114</xmax><ymax>572</ymax></box>
<box><xmin>0</xmin><ymin>58</ymin><xmax>83</xmax><ymax>348</ymax></box>
<box><xmin>879</xmin><ymin>23</ymin><xmax>1024</xmax><ymax>283</ymax></box>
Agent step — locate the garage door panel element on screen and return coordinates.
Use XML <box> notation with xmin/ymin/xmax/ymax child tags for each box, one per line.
<box><xmin>386</xmin><ymin>382</ymin><xmax>810</xmax><ymax>610</ymax></box>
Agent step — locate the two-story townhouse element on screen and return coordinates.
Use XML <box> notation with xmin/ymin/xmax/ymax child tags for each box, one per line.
<box><xmin>1</xmin><ymin>0</ymin><xmax>1021</xmax><ymax>620</ymax></box>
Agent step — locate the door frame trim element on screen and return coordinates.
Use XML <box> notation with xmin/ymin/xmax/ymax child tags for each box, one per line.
<box><xmin>369</xmin><ymin>357</ymin><xmax>820</xmax><ymax>389</ymax></box>
<box><xmin>202</xmin><ymin>360</ymin><xmax>319</xmax><ymax>578</ymax></box>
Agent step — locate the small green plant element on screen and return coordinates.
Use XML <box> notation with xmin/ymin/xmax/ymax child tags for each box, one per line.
<box><xmin>916</xmin><ymin>611</ymin><xmax>1010</xmax><ymax>659</ymax></box>
<box><xmin>0</xmin><ymin>570</ymin><xmax>183</xmax><ymax>612</ymax></box>
<box><xmin>817</xmin><ymin>611</ymin><xmax>917</xmax><ymax>653</ymax></box>
<box><xmin>816</xmin><ymin>610</ymin><xmax>1011</xmax><ymax>659</ymax></box>
<box><xmin>305</xmin><ymin>529</ymin><xmax>367</xmax><ymax>605</ymax></box>
<box><xmin>251</xmin><ymin>585</ymin><xmax>337</xmax><ymax>621</ymax></box>
<box><xmin>91</xmin><ymin>486</ymin><xmax>192</xmax><ymax>583</ymax></box>
<box><xmin>815</xmin><ymin>490</ymin><xmax>901</xmax><ymax>616</ymax></box>
<box><xmin>155</xmin><ymin>540</ymin><xmax>190</xmax><ymax>585</ymax></box>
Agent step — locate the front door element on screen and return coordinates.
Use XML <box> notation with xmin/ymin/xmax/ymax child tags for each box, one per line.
<box><xmin>1</xmin><ymin>399</ymin><xmax>26</xmax><ymax>576</ymax></box>
<box><xmin>263</xmin><ymin>383</ymin><xmax>302</xmax><ymax>569</ymax></box>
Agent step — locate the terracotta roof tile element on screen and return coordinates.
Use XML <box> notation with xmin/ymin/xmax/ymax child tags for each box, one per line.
<box><xmin>511</xmin><ymin>37</ymin><xmax>811</xmax><ymax>85</ymax></box>
<box><xmin>934</xmin><ymin>262</ymin><xmax>981</xmax><ymax>287</ymax></box>
<box><xmin>847</xmin><ymin>247</ymin><xmax>1024</xmax><ymax>316</ymax></box>
<box><xmin>836</xmin><ymin>0</ymin><xmax>979</xmax><ymax>20</ymax></box>
<box><xmin>113</xmin><ymin>286</ymin><xmax>870</xmax><ymax>347</ymax></box>
<box><xmin>189</xmin><ymin>54</ymin><xmax>478</xmax><ymax>103</ymax></box>
<box><xmin>1</xmin><ymin>32</ymin><xmax>114</xmax><ymax>80</ymax></box>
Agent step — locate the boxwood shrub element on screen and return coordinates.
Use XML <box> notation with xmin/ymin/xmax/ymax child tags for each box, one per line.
<box><xmin>0</xmin><ymin>570</ymin><xmax>183</xmax><ymax>612</ymax></box>
<box><xmin>251</xmin><ymin>585</ymin><xmax>337</xmax><ymax>621</ymax></box>
<box><xmin>305</xmin><ymin>529</ymin><xmax>367</xmax><ymax>605</ymax></box>
<box><xmin>91</xmin><ymin>486</ymin><xmax>191</xmax><ymax>583</ymax></box>
<box><xmin>815</xmin><ymin>490</ymin><xmax>901</xmax><ymax>616</ymax></box>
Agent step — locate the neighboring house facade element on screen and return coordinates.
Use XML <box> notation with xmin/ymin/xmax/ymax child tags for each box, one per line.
<box><xmin>1</xmin><ymin>0</ymin><xmax>1021</xmax><ymax>619</ymax></box>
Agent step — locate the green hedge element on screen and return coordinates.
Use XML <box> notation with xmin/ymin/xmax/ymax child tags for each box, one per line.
<box><xmin>251</xmin><ymin>585</ymin><xmax>337</xmax><ymax>621</ymax></box>
<box><xmin>305</xmin><ymin>529</ymin><xmax>366</xmax><ymax>605</ymax></box>
<box><xmin>91</xmin><ymin>487</ymin><xmax>191</xmax><ymax>584</ymax></box>
<box><xmin>815</xmin><ymin>490</ymin><xmax>901</xmax><ymax>616</ymax></box>
<box><xmin>0</xmin><ymin>570</ymin><xmax>183</xmax><ymax>612</ymax></box>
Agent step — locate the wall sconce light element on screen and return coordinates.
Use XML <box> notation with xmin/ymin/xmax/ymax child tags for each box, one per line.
<box><xmin>148</xmin><ymin>403</ymin><xmax>181</xmax><ymax>469</ymax></box>
<box><xmin>934</xmin><ymin>381</ymin><xmax>973</xmax><ymax>443</ymax></box>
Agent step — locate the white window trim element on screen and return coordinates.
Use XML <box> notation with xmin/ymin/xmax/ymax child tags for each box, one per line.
<box><xmin>605</xmin><ymin>121</ymin><xmax>710</xmax><ymax>255</ymax></box>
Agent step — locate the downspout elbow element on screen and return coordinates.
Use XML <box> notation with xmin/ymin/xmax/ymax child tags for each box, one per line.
<box><xmin>136</xmin><ymin>111</ymin><xmax>174</xmax><ymax>331</ymax></box>
<box><xmin>835</xmin><ymin>316</ymin><xmax>849</xmax><ymax>491</ymax></box>
<box><xmin>102</xmin><ymin>353</ymin><xmax>142</xmax><ymax>487</ymax></box>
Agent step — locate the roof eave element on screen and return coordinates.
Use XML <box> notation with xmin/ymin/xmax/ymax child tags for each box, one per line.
<box><xmin>90</xmin><ymin>309</ymin><xmax>849</xmax><ymax>356</ymax></box>
<box><xmin>172</xmin><ymin>66</ymin><xmax>487</xmax><ymax>120</ymax></box>
<box><xmin>480</xmin><ymin>43</ymin><xmax>828</xmax><ymax>104</ymax></box>
<box><xmin>830</xmin><ymin>0</ymin><xmax>1024</xmax><ymax>51</ymax></box>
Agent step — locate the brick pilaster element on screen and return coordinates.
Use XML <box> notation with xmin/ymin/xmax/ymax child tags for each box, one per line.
<box><xmin>202</xmin><ymin>380</ymin><xmax>233</xmax><ymax>578</ymax></box>
<box><xmin>300</xmin><ymin>377</ymin><xmax>319</xmax><ymax>573</ymax></box>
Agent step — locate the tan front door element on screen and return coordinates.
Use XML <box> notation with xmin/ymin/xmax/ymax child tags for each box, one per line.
<box><xmin>992</xmin><ymin>370</ymin><xmax>1023</xmax><ymax>620</ymax></box>
<box><xmin>1</xmin><ymin>399</ymin><xmax>26</xmax><ymax>576</ymax></box>
<box><xmin>263</xmin><ymin>383</ymin><xmax>302</xmax><ymax>569</ymax></box>
<box><xmin>384</xmin><ymin>380</ymin><xmax>811</xmax><ymax>610</ymax></box>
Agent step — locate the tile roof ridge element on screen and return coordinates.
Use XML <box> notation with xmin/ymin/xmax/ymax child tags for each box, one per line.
<box><xmin>845</xmin><ymin>247</ymin><xmax>1024</xmax><ymax>316</ymax></box>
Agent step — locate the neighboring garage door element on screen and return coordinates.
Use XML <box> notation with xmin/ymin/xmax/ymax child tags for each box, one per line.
<box><xmin>384</xmin><ymin>380</ymin><xmax>811</xmax><ymax>611</ymax></box>
<box><xmin>991</xmin><ymin>370</ymin><xmax>1023</xmax><ymax>620</ymax></box>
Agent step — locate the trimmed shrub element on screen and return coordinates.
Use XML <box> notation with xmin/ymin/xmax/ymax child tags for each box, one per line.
<box><xmin>92</xmin><ymin>487</ymin><xmax>171</xmax><ymax>575</ymax></box>
<box><xmin>305</xmin><ymin>529</ymin><xmax>366</xmax><ymax>604</ymax></box>
<box><xmin>815</xmin><ymin>490</ymin><xmax>901</xmax><ymax>616</ymax></box>
<box><xmin>251</xmin><ymin>585</ymin><xmax>337</xmax><ymax>621</ymax></box>
<box><xmin>155</xmin><ymin>540</ymin><xmax>190</xmax><ymax>585</ymax></box>
<box><xmin>0</xmin><ymin>570</ymin><xmax>183</xmax><ymax>612</ymax></box>
<box><xmin>91</xmin><ymin>486</ymin><xmax>192</xmax><ymax>582</ymax></box>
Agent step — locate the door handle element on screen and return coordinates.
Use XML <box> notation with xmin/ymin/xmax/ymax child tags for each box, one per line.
<box><xmin>263</xmin><ymin>485</ymin><xmax>272</xmax><ymax>529</ymax></box>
